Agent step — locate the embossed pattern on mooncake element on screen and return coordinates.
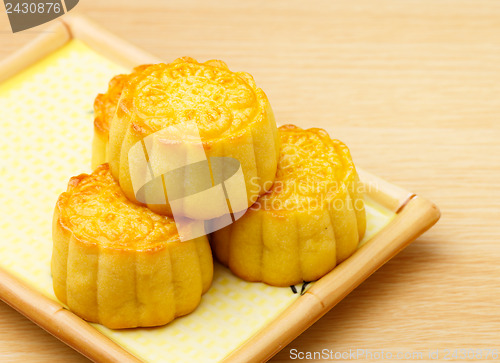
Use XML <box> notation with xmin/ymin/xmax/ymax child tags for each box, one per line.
<box><xmin>211</xmin><ymin>125</ymin><xmax>366</xmax><ymax>286</ymax></box>
<box><xmin>52</xmin><ymin>163</ymin><xmax>213</xmax><ymax>329</ymax></box>
<box><xmin>107</xmin><ymin>57</ymin><xmax>280</xmax><ymax>219</ymax></box>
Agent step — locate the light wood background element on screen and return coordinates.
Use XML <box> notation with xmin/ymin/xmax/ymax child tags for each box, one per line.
<box><xmin>1</xmin><ymin>1</ymin><xmax>499</xmax><ymax>361</ymax></box>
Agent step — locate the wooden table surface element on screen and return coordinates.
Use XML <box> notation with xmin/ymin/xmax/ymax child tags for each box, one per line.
<box><xmin>1</xmin><ymin>1</ymin><xmax>499</xmax><ymax>362</ymax></box>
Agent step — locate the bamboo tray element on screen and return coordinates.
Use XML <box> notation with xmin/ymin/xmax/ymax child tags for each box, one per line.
<box><xmin>0</xmin><ymin>15</ymin><xmax>440</xmax><ymax>363</ymax></box>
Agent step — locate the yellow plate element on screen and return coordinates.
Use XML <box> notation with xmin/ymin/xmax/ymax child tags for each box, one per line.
<box><xmin>0</xmin><ymin>16</ymin><xmax>440</xmax><ymax>363</ymax></box>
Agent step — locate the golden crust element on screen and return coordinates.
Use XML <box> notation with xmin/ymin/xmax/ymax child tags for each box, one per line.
<box><xmin>259</xmin><ymin>125</ymin><xmax>350</xmax><ymax>211</ymax></box>
<box><xmin>52</xmin><ymin>163</ymin><xmax>213</xmax><ymax>329</ymax></box>
<box><xmin>92</xmin><ymin>65</ymin><xmax>152</xmax><ymax>169</ymax></box>
<box><xmin>56</xmin><ymin>164</ymin><xmax>178</xmax><ymax>251</ymax></box>
<box><xmin>108</xmin><ymin>58</ymin><xmax>280</xmax><ymax>219</ymax></box>
<box><xmin>211</xmin><ymin>125</ymin><xmax>366</xmax><ymax>286</ymax></box>
<box><xmin>93</xmin><ymin>64</ymin><xmax>152</xmax><ymax>135</ymax></box>
<box><xmin>120</xmin><ymin>58</ymin><xmax>263</xmax><ymax>141</ymax></box>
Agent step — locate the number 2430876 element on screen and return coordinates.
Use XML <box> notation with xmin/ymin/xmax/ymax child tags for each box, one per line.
<box><xmin>5</xmin><ymin>2</ymin><xmax>62</xmax><ymax>14</ymax></box>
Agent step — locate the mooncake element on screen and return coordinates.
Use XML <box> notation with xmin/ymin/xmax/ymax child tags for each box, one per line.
<box><xmin>211</xmin><ymin>125</ymin><xmax>366</xmax><ymax>286</ymax></box>
<box><xmin>92</xmin><ymin>64</ymin><xmax>151</xmax><ymax>169</ymax></box>
<box><xmin>108</xmin><ymin>57</ymin><xmax>280</xmax><ymax>219</ymax></box>
<box><xmin>52</xmin><ymin>164</ymin><xmax>213</xmax><ymax>329</ymax></box>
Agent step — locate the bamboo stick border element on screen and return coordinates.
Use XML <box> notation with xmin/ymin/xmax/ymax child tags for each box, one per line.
<box><xmin>61</xmin><ymin>14</ymin><xmax>162</xmax><ymax>68</ymax></box>
<box><xmin>0</xmin><ymin>267</ymin><xmax>141</xmax><ymax>363</ymax></box>
<box><xmin>0</xmin><ymin>21</ymin><xmax>70</xmax><ymax>84</ymax></box>
<box><xmin>0</xmin><ymin>15</ymin><xmax>441</xmax><ymax>363</ymax></box>
<box><xmin>357</xmin><ymin>168</ymin><xmax>415</xmax><ymax>213</ymax></box>
<box><xmin>224</xmin><ymin>196</ymin><xmax>440</xmax><ymax>363</ymax></box>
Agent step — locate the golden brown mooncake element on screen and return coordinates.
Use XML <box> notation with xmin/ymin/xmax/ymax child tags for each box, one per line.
<box><xmin>52</xmin><ymin>163</ymin><xmax>213</xmax><ymax>329</ymax></box>
<box><xmin>107</xmin><ymin>57</ymin><xmax>280</xmax><ymax>219</ymax></box>
<box><xmin>92</xmin><ymin>64</ymin><xmax>152</xmax><ymax>169</ymax></box>
<box><xmin>211</xmin><ymin>125</ymin><xmax>366</xmax><ymax>287</ymax></box>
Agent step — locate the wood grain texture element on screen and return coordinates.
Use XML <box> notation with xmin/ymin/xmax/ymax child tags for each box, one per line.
<box><xmin>0</xmin><ymin>22</ymin><xmax>70</xmax><ymax>83</ymax></box>
<box><xmin>1</xmin><ymin>0</ymin><xmax>499</xmax><ymax>362</ymax></box>
<box><xmin>0</xmin><ymin>267</ymin><xmax>141</xmax><ymax>363</ymax></box>
<box><xmin>225</xmin><ymin>197</ymin><xmax>440</xmax><ymax>363</ymax></box>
